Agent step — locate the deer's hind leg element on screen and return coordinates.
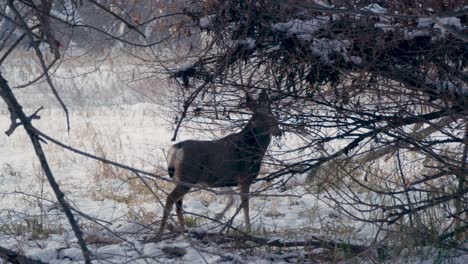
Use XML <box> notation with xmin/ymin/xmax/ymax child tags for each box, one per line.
<box><xmin>160</xmin><ymin>185</ymin><xmax>190</xmax><ymax>233</ymax></box>
<box><xmin>176</xmin><ymin>199</ymin><xmax>185</xmax><ymax>230</ymax></box>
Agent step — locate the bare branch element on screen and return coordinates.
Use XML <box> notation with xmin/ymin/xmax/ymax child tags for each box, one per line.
<box><xmin>0</xmin><ymin>73</ymin><xmax>92</xmax><ymax>264</ymax></box>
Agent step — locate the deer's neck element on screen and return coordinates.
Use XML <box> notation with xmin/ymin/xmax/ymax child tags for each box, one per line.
<box><xmin>240</xmin><ymin>126</ymin><xmax>272</xmax><ymax>154</ymax></box>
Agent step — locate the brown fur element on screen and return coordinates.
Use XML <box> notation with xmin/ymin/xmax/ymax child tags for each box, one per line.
<box><xmin>160</xmin><ymin>92</ymin><xmax>280</xmax><ymax>233</ymax></box>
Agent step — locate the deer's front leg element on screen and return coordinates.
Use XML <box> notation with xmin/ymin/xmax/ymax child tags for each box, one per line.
<box><xmin>215</xmin><ymin>187</ymin><xmax>235</xmax><ymax>221</ymax></box>
<box><xmin>176</xmin><ymin>199</ymin><xmax>185</xmax><ymax>231</ymax></box>
<box><xmin>240</xmin><ymin>182</ymin><xmax>251</xmax><ymax>230</ymax></box>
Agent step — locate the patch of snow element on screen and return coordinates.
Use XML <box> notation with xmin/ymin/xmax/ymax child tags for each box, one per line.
<box><xmin>143</xmin><ymin>242</ymin><xmax>163</xmax><ymax>257</ymax></box>
<box><xmin>436</xmin><ymin>17</ymin><xmax>463</xmax><ymax>30</ymax></box>
<box><xmin>227</xmin><ymin>38</ymin><xmax>256</xmax><ymax>50</ymax></box>
<box><xmin>375</xmin><ymin>23</ymin><xmax>395</xmax><ymax>32</ymax></box>
<box><xmin>434</xmin><ymin>17</ymin><xmax>464</xmax><ymax>36</ymax></box>
<box><xmin>414</xmin><ymin>16</ymin><xmax>465</xmax><ymax>39</ymax></box>
<box><xmin>28</xmin><ymin>247</ymin><xmax>58</xmax><ymax>263</ymax></box>
<box><xmin>169</xmin><ymin>63</ymin><xmax>195</xmax><ymax>73</ymax></box>
<box><xmin>312</xmin><ymin>0</ymin><xmax>333</xmax><ymax>8</ymax></box>
<box><xmin>200</xmin><ymin>14</ymin><xmax>216</xmax><ymax>29</ymax></box>
<box><xmin>272</xmin><ymin>17</ymin><xmax>329</xmax><ymax>40</ymax></box>
<box><xmin>281</xmin><ymin>173</ymin><xmax>308</xmax><ymax>188</ymax></box>
<box><xmin>51</xmin><ymin>7</ymin><xmax>83</xmax><ymax>24</ymax></box>
<box><xmin>57</xmin><ymin>247</ymin><xmax>84</xmax><ymax>261</ymax></box>
<box><xmin>182</xmin><ymin>247</ymin><xmax>221</xmax><ymax>263</ymax></box>
<box><xmin>185</xmin><ymin>199</ymin><xmax>208</xmax><ymax>214</ymax></box>
<box><xmin>94</xmin><ymin>244</ymin><xmax>135</xmax><ymax>260</ymax></box>
<box><xmin>310</xmin><ymin>38</ymin><xmax>351</xmax><ymax>63</ymax></box>
<box><xmin>350</xmin><ymin>56</ymin><xmax>362</xmax><ymax>64</ymax></box>
<box><xmin>418</xmin><ymin>17</ymin><xmax>433</xmax><ymax>28</ymax></box>
<box><xmin>363</xmin><ymin>3</ymin><xmax>387</xmax><ymax>14</ymax></box>
<box><xmin>362</xmin><ymin>3</ymin><xmax>391</xmax><ymax>23</ymax></box>
<box><xmin>405</xmin><ymin>29</ymin><xmax>431</xmax><ymax>39</ymax></box>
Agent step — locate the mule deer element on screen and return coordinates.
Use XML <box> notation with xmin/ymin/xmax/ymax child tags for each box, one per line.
<box><xmin>160</xmin><ymin>90</ymin><xmax>280</xmax><ymax>233</ymax></box>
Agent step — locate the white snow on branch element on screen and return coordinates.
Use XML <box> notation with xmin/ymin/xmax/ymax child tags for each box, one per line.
<box><xmin>415</xmin><ymin>16</ymin><xmax>465</xmax><ymax>39</ymax></box>
<box><xmin>418</xmin><ymin>17</ymin><xmax>433</xmax><ymax>28</ymax></box>
<box><xmin>434</xmin><ymin>17</ymin><xmax>464</xmax><ymax>37</ymax></box>
<box><xmin>272</xmin><ymin>17</ymin><xmax>329</xmax><ymax>40</ymax></box>
<box><xmin>362</xmin><ymin>4</ymin><xmax>391</xmax><ymax>24</ymax></box>
<box><xmin>200</xmin><ymin>14</ymin><xmax>216</xmax><ymax>29</ymax></box>
<box><xmin>350</xmin><ymin>56</ymin><xmax>362</xmax><ymax>65</ymax></box>
<box><xmin>310</xmin><ymin>38</ymin><xmax>352</xmax><ymax>63</ymax></box>
<box><xmin>312</xmin><ymin>0</ymin><xmax>333</xmax><ymax>8</ymax></box>
<box><xmin>51</xmin><ymin>0</ymin><xmax>83</xmax><ymax>24</ymax></box>
<box><xmin>418</xmin><ymin>16</ymin><xmax>463</xmax><ymax>31</ymax></box>
<box><xmin>168</xmin><ymin>63</ymin><xmax>195</xmax><ymax>74</ymax></box>
<box><xmin>405</xmin><ymin>29</ymin><xmax>432</xmax><ymax>39</ymax></box>
<box><xmin>227</xmin><ymin>38</ymin><xmax>256</xmax><ymax>50</ymax></box>
<box><xmin>436</xmin><ymin>17</ymin><xmax>463</xmax><ymax>30</ymax></box>
<box><xmin>362</xmin><ymin>3</ymin><xmax>388</xmax><ymax>14</ymax></box>
<box><xmin>374</xmin><ymin>23</ymin><xmax>395</xmax><ymax>32</ymax></box>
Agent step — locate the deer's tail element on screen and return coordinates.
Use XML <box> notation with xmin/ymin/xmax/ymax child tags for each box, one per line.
<box><xmin>166</xmin><ymin>144</ymin><xmax>183</xmax><ymax>178</ymax></box>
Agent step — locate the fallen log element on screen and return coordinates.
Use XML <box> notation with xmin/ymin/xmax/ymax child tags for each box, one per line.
<box><xmin>197</xmin><ymin>231</ymin><xmax>372</xmax><ymax>254</ymax></box>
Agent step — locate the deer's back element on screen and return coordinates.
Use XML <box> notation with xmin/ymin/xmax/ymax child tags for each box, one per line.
<box><xmin>169</xmin><ymin>138</ymin><xmax>261</xmax><ymax>187</ymax></box>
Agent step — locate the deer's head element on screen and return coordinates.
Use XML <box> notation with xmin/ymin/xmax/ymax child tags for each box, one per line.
<box><xmin>245</xmin><ymin>90</ymin><xmax>281</xmax><ymax>136</ymax></box>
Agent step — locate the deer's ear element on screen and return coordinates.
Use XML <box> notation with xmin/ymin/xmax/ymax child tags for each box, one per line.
<box><xmin>257</xmin><ymin>90</ymin><xmax>272</xmax><ymax>109</ymax></box>
<box><xmin>258</xmin><ymin>90</ymin><xmax>269</xmax><ymax>103</ymax></box>
<box><xmin>246</xmin><ymin>92</ymin><xmax>257</xmax><ymax>110</ymax></box>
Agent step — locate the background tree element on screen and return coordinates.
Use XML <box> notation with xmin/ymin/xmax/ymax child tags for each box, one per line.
<box><xmin>165</xmin><ymin>0</ymin><xmax>468</xmax><ymax>244</ymax></box>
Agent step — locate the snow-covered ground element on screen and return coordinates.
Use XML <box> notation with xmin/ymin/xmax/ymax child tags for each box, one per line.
<box><xmin>1</xmin><ymin>103</ymin><xmax>467</xmax><ymax>263</ymax></box>
<box><xmin>0</xmin><ymin>103</ymin><xmax>333</xmax><ymax>263</ymax></box>
<box><xmin>0</xmin><ymin>54</ymin><xmax>466</xmax><ymax>262</ymax></box>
